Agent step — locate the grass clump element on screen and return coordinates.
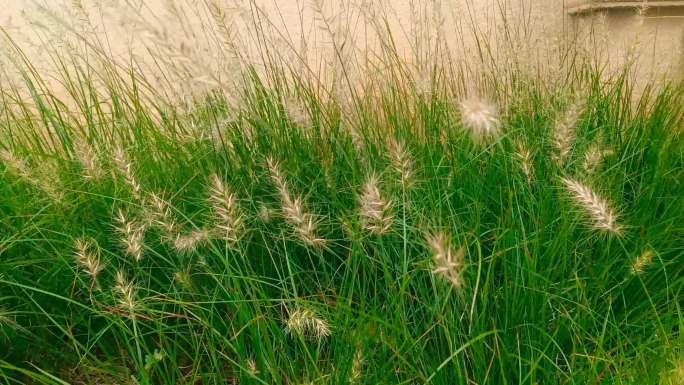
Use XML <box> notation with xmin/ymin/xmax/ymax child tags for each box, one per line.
<box><xmin>0</xmin><ymin>3</ymin><xmax>683</xmax><ymax>384</ymax></box>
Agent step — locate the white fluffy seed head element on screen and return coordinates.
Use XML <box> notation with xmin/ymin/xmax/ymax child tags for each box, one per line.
<box><xmin>267</xmin><ymin>158</ymin><xmax>325</xmax><ymax>247</ymax></box>
<box><xmin>359</xmin><ymin>174</ymin><xmax>393</xmax><ymax>235</ymax></box>
<box><xmin>173</xmin><ymin>228</ymin><xmax>210</xmax><ymax>254</ymax></box>
<box><xmin>73</xmin><ymin>239</ymin><xmax>104</xmax><ymax>282</ymax></box>
<box><xmin>387</xmin><ymin>138</ymin><xmax>413</xmax><ymax>186</ymax></box>
<box><xmin>583</xmin><ymin>144</ymin><xmax>613</xmax><ymax>175</ymax></box>
<box><xmin>285</xmin><ymin>307</ymin><xmax>331</xmax><ymax>341</ymax></box>
<box><xmin>552</xmin><ymin>103</ymin><xmax>583</xmax><ymax>164</ymax></box>
<box><xmin>208</xmin><ymin>174</ymin><xmax>244</xmax><ymax>242</ymax></box>
<box><xmin>145</xmin><ymin>193</ymin><xmax>180</xmax><ymax>240</ymax></box>
<box><xmin>514</xmin><ymin>140</ymin><xmax>534</xmax><ymax>183</ymax></box>
<box><xmin>561</xmin><ymin>177</ymin><xmax>623</xmax><ymax>236</ymax></box>
<box><xmin>114</xmin><ymin>271</ymin><xmax>137</xmax><ymax>314</ymax></box>
<box><xmin>74</xmin><ymin>139</ymin><xmax>103</xmax><ymax>180</ymax></box>
<box><xmin>0</xmin><ymin>150</ymin><xmax>63</xmax><ymax>201</ymax></box>
<box><xmin>112</xmin><ymin>147</ymin><xmax>142</xmax><ymax>198</ymax></box>
<box><xmin>114</xmin><ymin>209</ymin><xmax>145</xmax><ymax>262</ymax></box>
<box><xmin>426</xmin><ymin>232</ymin><xmax>465</xmax><ymax>288</ymax></box>
<box><xmin>459</xmin><ymin>97</ymin><xmax>501</xmax><ymax>143</ymax></box>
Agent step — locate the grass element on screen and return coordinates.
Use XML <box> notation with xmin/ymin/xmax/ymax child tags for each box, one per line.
<box><xmin>0</xmin><ymin>1</ymin><xmax>683</xmax><ymax>384</ymax></box>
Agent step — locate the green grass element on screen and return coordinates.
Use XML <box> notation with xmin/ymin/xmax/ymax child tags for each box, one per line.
<box><xmin>0</xmin><ymin>43</ymin><xmax>683</xmax><ymax>385</ymax></box>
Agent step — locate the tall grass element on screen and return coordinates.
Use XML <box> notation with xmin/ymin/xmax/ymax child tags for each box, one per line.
<box><xmin>0</xmin><ymin>1</ymin><xmax>683</xmax><ymax>384</ymax></box>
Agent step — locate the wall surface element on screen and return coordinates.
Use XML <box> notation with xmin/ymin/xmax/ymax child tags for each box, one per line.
<box><xmin>1</xmin><ymin>1</ymin><xmax>682</xmax><ymax>95</ymax></box>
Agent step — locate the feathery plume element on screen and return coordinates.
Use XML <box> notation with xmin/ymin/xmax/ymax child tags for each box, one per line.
<box><xmin>73</xmin><ymin>239</ymin><xmax>104</xmax><ymax>283</ymax></box>
<box><xmin>0</xmin><ymin>150</ymin><xmax>32</xmax><ymax>181</ymax></box>
<box><xmin>0</xmin><ymin>150</ymin><xmax>63</xmax><ymax>200</ymax></box>
<box><xmin>267</xmin><ymin>158</ymin><xmax>325</xmax><ymax>247</ymax></box>
<box><xmin>348</xmin><ymin>349</ymin><xmax>364</xmax><ymax>384</ymax></box>
<box><xmin>514</xmin><ymin>140</ymin><xmax>534</xmax><ymax>183</ymax></box>
<box><xmin>145</xmin><ymin>193</ymin><xmax>180</xmax><ymax>240</ymax></box>
<box><xmin>552</xmin><ymin>103</ymin><xmax>583</xmax><ymax>164</ymax></box>
<box><xmin>561</xmin><ymin>177</ymin><xmax>623</xmax><ymax>235</ymax></box>
<box><xmin>258</xmin><ymin>204</ymin><xmax>275</xmax><ymax>223</ymax></box>
<box><xmin>426</xmin><ymin>232</ymin><xmax>465</xmax><ymax>288</ymax></box>
<box><xmin>359</xmin><ymin>174</ymin><xmax>393</xmax><ymax>235</ymax></box>
<box><xmin>245</xmin><ymin>358</ymin><xmax>259</xmax><ymax>376</ymax></box>
<box><xmin>208</xmin><ymin>174</ymin><xmax>244</xmax><ymax>242</ymax></box>
<box><xmin>662</xmin><ymin>355</ymin><xmax>684</xmax><ymax>385</ymax></box>
<box><xmin>283</xmin><ymin>96</ymin><xmax>310</xmax><ymax>126</ymax></box>
<box><xmin>74</xmin><ymin>139</ymin><xmax>102</xmax><ymax>180</ymax></box>
<box><xmin>114</xmin><ymin>209</ymin><xmax>145</xmax><ymax>262</ymax></box>
<box><xmin>583</xmin><ymin>144</ymin><xmax>613</xmax><ymax>175</ymax></box>
<box><xmin>387</xmin><ymin>138</ymin><xmax>414</xmax><ymax>186</ymax></box>
<box><xmin>173</xmin><ymin>228</ymin><xmax>210</xmax><ymax>254</ymax></box>
<box><xmin>114</xmin><ymin>271</ymin><xmax>137</xmax><ymax>315</ymax></box>
<box><xmin>285</xmin><ymin>307</ymin><xmax>331</xmax><ymax>341</ymax></box>
<box><xmin>459</xmin><ymin>97</ymin><xmax>501</xmax><ymax>143</ymax></box>
<box><xmin>630</xmin><ymin>249</ymin><xmax>654</xmax><ymax>275</ymax></box>
<box><xmin>112</xmin><ymin>147</ymin><xmax>142</xmax><ymax>198</ymax></box>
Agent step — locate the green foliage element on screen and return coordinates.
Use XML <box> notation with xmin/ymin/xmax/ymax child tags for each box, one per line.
<box><xmin>0</xmin><ymin>66</ymin><xmax>682</xmax><ymax>385</ymax></box>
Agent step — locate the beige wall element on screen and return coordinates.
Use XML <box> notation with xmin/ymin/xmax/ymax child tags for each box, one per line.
<box><xmin>0</xmin><ymin>1</ymin><xmax>681</xmax><ymax>97</ymax></box>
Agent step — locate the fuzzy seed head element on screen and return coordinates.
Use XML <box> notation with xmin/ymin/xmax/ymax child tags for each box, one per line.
<box><xmin>145</xmin><ymin>193</ymin><xmax>180</xmax><ymax>239</ymax></box>
<box><xmin>0</xmin><ymin>150</ymin><xmax>31</xmax><ymax>179</ymax></box>
<box><xmin>284</xmin><ymin>97</ymin><xmax>310</xmax><ymax>126</ymax></box>
<box><xmin>426</xmin><ymin>232</ymin><xmax>466</xmax><ymax>288</ymax></box>
<box><xmin>515</xmin><ymin>140</ymin><xmax>534</xmax><ymax>183</ymax></box>
<box><xmin>552</xmin><ymin>103</ymin><xmax>583</xmax><ymax>164</ymax></box>
<box><xmin>583</xmin><ymin>144</ymin><xmax>613</xmax><ymax>175</ymax></box>
<box><xmin>267</xmin><ymin>158</ymin><xmax>325</xmax><ymax>247</ymax></box>
<box><xmin>459</xmin><ymin>97</ymin><xmax>501</xmax><ymax>143</ymax></box>
<box><xmin>349</xmin><ymin>349</ymin><xmax>364</xmax><ymax>384</ymax></box>
<box><xmin>285</xmin><ymin>307</ymin><xmax>331</xmax><ymax>341</ymax></box>
<box><xmin>173</xmin><ymin>228</ymin><xmax>210</xmax><ymax>254</ymax></box>
<box><xmin>112</xmin><ymin>147</ymin><xmax>142</xmax><ymax>198</ymax></box>
<box><xmin>0</xmin><ymin>150</ymin><xmax>63</xmax><ymax>200</ymax></box>
<box><xmin>561</xmin><ymin>177</ymin><xmax>623</xmax><ymax>235</ymax></box>
<box><xmin>387</xmin><ymin>138</ymin><xmax>414</xmax><ymax>186</ymax></box>
<box><xmin>74</xmin><ymin>140</ymin><xmax>102</xmax><ymax>180</ymax></box>
<box><xmin>114</xmin><ymin>271</ymin><xmax>137</xmax><ymax>314</ymax></box>
<box><xmin>115</xmin><ymin>209</ymin><xmax>145</xmax><ymax>262</ymax></box>
<box><xmin>208</xmin><ymin>174</ymin><xmax>244</xmax><ymax>242</ymax></box>
<box><xmin>359</xmin><ymin>174</ymin><xmax>393</xmax><ymax>235</ymax></box>
<box><xmin>245</xmin><ymin>358</ymin><xmax>259</xmax><ymax>375</ymax></box>
<box><xmin>73</xmin><ymin>239</ymin><xmax>104</xmax><ymax>282</ymax></box>
<box><xmin>631</xmin><ymin>249</ymin><xmax>654</xmax><ymax>275</ymax></box>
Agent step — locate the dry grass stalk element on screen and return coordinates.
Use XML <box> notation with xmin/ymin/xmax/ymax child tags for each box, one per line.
<box><xmin>561</xmin><ymin>177</ymin><xmax>623</xmax><ymax>235</ymax></box>
<box><xmin>426</xmin><ymin>232</ymin><xmax>465</xmax><ymax>288</ymax></box>
<box><xmin>267</xmin><ymin>157</ymin><xmax>326</xmax><ymax>247</ymax></box>
<box><xmin>359</xmin><ymin>174</ymin><xmax>393</xmax><ymax>235</ymax></box>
